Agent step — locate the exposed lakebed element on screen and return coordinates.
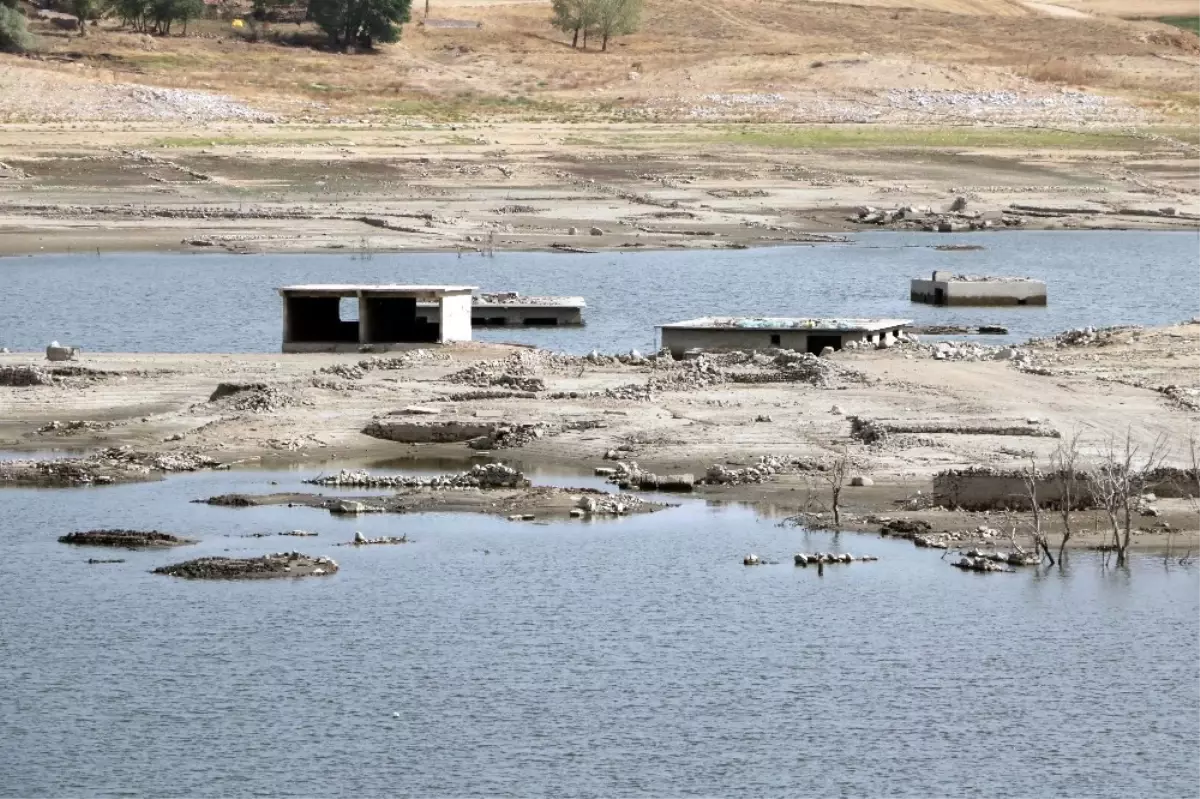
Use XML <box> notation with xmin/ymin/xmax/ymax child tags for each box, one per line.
<box><xmin>1</xmin><ymin>463</ymin><xmax>1197</xmax><ymax>797</ymax></box>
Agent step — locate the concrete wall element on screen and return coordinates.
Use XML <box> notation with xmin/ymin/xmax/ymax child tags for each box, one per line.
<box><xmin>438</xmin><ymin>294</ymin><xmax>473</xmax><ymax>343</ymax></box>
<box><xmin>932</xmin><ymin>468</ymin><xmax>1199</xmax><ymax>510</ymax></box>
<box><xmin>661</xmin><ymin>328</ymin><xmax>811</xmax><ymax>357</ymax></box>
<box><xmin>912</xmin><ymin>279</ymin><xmax>1047</xmax><ymax>306</ymax></box>
<box><xmin>417</xmin><ymin>304</ymin><xmax>585</xmax><ymax>326</ymax></box>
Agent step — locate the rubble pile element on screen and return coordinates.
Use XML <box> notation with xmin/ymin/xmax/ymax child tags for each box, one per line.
<box><xmin>794</xmin><ymin>552</ymin><xmax>879</xmax><ymax>565</ymax></box>
<box><xmin>445</xmin><ymin>353</ymin><xmax>546</xmax><ymax>391</ymax></box>
<box><xmin>701</xmin><ymin>455</ymin><xmax>821</xmax><ymax>486</ymax></box>
<box><xmin>154</xmin><ymin>553</ymin><xmax>338</xmax><ymax>580</ymax></box>
<box><xmin>1028</xmin><ymin>325</ymin><xmax>1141</xmax><ymax>348</ymax></box>
<box><xmin>359</xmin><ymin>350</ymin><xmax>450</xmax><ymax>370</ymax></box>
<box><xmin>952</xmin><ymin>556</ymin><xmax>1013</xmax><ymax>573</ymax></box>
<box><xmin>37</xmin><ymin>420</ymin><xmax>116</xmax><ymax>435</ymax></box>
<box><xmin>958</xmin><ymin>548</ymin><xmax>1042</xmax><ymax>567</ymax></box>
<box><xmin>572</xmin><ymin>492</ymin><xmax>648</xmax><ymax>516</ymax></box>
<box><xmin>0</xmin><ymin>365</ymin><xmax>55</xmax><ymax>386</ymax></box>
<box><xmin>444</xmin><ymin>389</ymin><xmax>538</xmax><ymax>401</ymax></box>
<box><xmin>318</xmin><ymin>362</ymin><xmax>367</xmax><ymax>380</ymax></box>
<box><xmin>305</xmin><ymin>463</ymin><xmax>528</xmax><ymax>489</ymax></box>
<box><xmin>1</xmin><ymin>447</ymin><xmax>218</xmax><ymax>487</ymax></box>
<box><xmin>227</xmin><ymin>385</ymin><xmax>303</xmax><ymax>412</ymax></box>
<box><xmin>58</xmin><ymin>529</ymin><xmax>194</xmax><ymax>548</ymax></box>
<box><xmin>848</xmin><ymin>203</ymin><xmax>1018</xmax><ymax>232</ymax></box>
<box><xmin>599</xmin><ymin>461</ymin><xmax>695</xmax><ymax>492</ymax></box>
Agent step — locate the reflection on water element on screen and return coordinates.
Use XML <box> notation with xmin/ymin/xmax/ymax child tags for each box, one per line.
<box><xmin>1</xmin><ymin>231</ymin><xmax>1196</xmax><ymax>354</ymax></box>
<box><xmin>1</xmin><ymin>466</ymin><xmax>1197</xmax><ymax>797</ymax></box>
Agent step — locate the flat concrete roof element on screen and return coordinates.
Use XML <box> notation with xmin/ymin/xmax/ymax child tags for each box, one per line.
<box><xmin>278</xmin><ymin>284</ymin><xmax>476</xmax><ymax>296</ymax></box>
<box><xmin>923</xmin><ymin>273</ymin><xmax>1042</xmax><ymax>283</ymax></box>
<box><xmin>659</xmin><ymin>316</ymin><xmax>912</xmax><ymax>332</ymax></box>
<box><xmin>474</xmin><ymin>294</ymin><xmax>586</xmax><ymax>307</ymax></box>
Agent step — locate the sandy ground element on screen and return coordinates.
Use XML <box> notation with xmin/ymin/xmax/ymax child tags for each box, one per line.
<box><xmin>3</xmin><ymin>324</ymin><xmax>1197</xmax><ymax>552</ymax></box>
<box><xmin>0</xmin><ymin>121</ymin><xmax>1197</xmax><ymax>256</ymax></box>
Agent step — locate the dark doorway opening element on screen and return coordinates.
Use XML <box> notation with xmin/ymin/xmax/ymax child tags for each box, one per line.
<box><xmin>934</xmin><ymin>287</ymin><xmax>946</xmax><ymax>305</ymax></box>
<box><xmin>770</xmin><ymin>334</ymin><xmax>781</xmax><ymax>346</ymax></box>
<box><xmin>287</xmin><ymin>296</ymin><xmax>358</xmax><ymax>343</ymax></box>
<box><xmin>807</xmin><ymin>335</ymin><xmax>842</xmax><ymax>355</ymax></box>
<box><xmin>523</xmin><ymin>317</ymin><xmax>559</xmax><ymax>326</ymax></box>
<box><xmin>363</xmin><ymin>296</ymin><xmax>439</xmax><ymax>343</ymax></box>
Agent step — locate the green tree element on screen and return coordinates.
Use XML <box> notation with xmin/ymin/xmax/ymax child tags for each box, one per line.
<box><xmin>72</xmin><ymin>0</ymin><xmax>100</xmax><ymax>35</ymax></box>
<box><xmin>0</xmin><ymin>4</ymin><xmax>33</xmax><ymax>51</ymax></box>
<box><xmin>307</xmin><ymin>0</ymin><xmax>411</xmax><ymax>49</ymax></box>
<box><xmin>593</xmin><ymin>0</ymin><xmax>639</xmax><ymax>51</ymax></box>
<box><xmin>550</xmin><ymin>0</ymin><xmax>592</xmax><ymax>48</ymax></box>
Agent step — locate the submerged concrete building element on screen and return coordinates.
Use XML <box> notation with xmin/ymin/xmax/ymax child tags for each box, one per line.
<box><xmin>416</xmin><ymin>292</ymin><xmax>586</xmax><ymax>327</ymax></box>
<box><xmin>911</xmin><ymin>271</ymin><xmax>1047</xmax><ymax>306</ymax></box>
<box><xmin>658</xmin><ymin>317</ymin><xmax>912</xmax><ymax>357</ymax></box>
<box><xmin>278</xmin><ymin>284</ymin><xmax>475</xmax><ymax>352</ymax></box>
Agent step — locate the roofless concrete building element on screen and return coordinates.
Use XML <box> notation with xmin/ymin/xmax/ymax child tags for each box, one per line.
<box><xmin>658</xmin><ymin>317</ymin><xmax>911</xmax><ymax>357</ymax></box>
<box><xmin>279</xmin><ymin>284</ymin><xmax>475</xmax><ymax>352</ymax></box>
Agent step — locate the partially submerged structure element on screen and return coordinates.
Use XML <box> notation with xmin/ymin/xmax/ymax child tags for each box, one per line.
<box><xmin>911</xmin><ymin>271</ymin><xmax>1047</xmax><ymax>306</ymax></box>
<box><xmin>658</xmin><ymin>317</ymin><xmax>911</xmax><ymax>357</ymax></box>
<box><xmin>279</xmin><ymin>284</ymin><xmax>475</xmax><ymax>352</ymax></box>
<box><xmin>416</xmin><ymin>292</ymin><xmax>586</xmax><ymax>327</ymax></box>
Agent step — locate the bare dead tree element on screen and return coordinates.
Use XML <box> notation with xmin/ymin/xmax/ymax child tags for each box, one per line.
<box><xmin>1050</xmin><ymin>428</ymin><xmax>1084</xmax><ymax>563</ymax></box>
<box><xmin>824</xmin><ymin>448</ymin><xmax>852</xmax><ymax>527</ymax></box>
<box><xmin>1089</xmin><ymin>428</ymin><xmax>1172</xmax><ymax>566</ymax></box>
<box><xmin>1020</xmin><ymin>457</ymin><xmax>1055</xmax><ymax>565</ymax></box>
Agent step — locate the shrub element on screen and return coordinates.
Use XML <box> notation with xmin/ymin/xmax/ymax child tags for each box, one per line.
<box><xmin>0</xmin><ymin>5</ymin><xmax>34</xmax><ymax>52</ymax></box>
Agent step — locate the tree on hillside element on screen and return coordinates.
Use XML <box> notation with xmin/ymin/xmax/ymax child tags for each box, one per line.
<box><xmin>107</xmin><ymin>0</ymin><xmax>203</xmax><ymax>34</ymax></box>
<box><xmin>551</xmin><ymin>0</ymin><xmax>639</xmax><ymax>50</ymax></box>
<box><xmin>0</xmin><ymin>4</ymin><xmax>34</xmax><ymax>52</ymax></box>
<box><xmin>72</xmin><ymin>0</ymin><xmax>100</xmax><ymax>35</ymax></box>
<box><xmin>307</xmin><ymin>0</ymin><xmax>411</xmax><ymax>49</ymax></box>
<box><xmin>593</xmin><ymin>0</ymin><xmax>639</xmax><ymax>51</ymax></box>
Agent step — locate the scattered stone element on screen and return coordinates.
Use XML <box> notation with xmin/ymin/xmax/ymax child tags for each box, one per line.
<box><xmin>86</xmin><ymin>558</ymin><xmax>126</xmax><ymax>564</ymax></box>
<box><xmin>306</xmin><ymin>463</ymin><xmax>528</xmax><ymax>490</ymax></box>
<box><xmin>341</xmin><ymin>533</ymin><xmax>408</xmax><ymax>546</ymax></box>
<box><xmin>794</xmin><ymin>552</ymin><xmax>876</xmax><ymax>565</ymax></box>
<box><xmin>952</xmin><ymin>556</ymin><xmax>1012</xmax><ymax>573</ymax></box>
<box><xmin>154</xmin><ymin>552</ymin><xmax>338</xmax><ymax>580</ymax></box>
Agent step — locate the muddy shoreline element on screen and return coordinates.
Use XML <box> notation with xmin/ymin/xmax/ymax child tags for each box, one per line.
<box><xmin>3</xmin><ymin>323</ymin><xmax>1197</xmax><ymax>553</ymax></box>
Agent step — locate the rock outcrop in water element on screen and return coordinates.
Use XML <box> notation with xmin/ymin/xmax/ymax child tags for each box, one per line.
<box><xmin>154</xmin><ymin>552</ymin><xmax>338</xmax><ymax>579</ymax></box>
<box><xmin>59</xmin><ymin>529</ymin><xmax>195</xmax><ymax>548</ymax></box>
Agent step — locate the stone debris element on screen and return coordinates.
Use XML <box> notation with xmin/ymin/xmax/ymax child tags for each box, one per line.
<box><xmin>37</xmin><ymin>419</ymin><xmax>116</xmax><ymax>435</ymax></box>
<box><xmin>58</xmin><ymin>529</ymin><xmax>195</xmax><ymax>548</ymax></box>
<box><xmin>86</xmin><ymin>558</ymin><xmax>126</xmax><ymax>564</ymax></box>
<box><xmin>878</xmin><ymin>519</ymin><xmax>933</xmax><ymax>538</ymax></box>
<box><xmin>0</xmin><ymin>365</ymin><xmax>55</xmax><ymax>386</ymax></box>
<box><xmin>154</xmin><ymin>552</ymin><xmax>338</xmax><ymax>580</ymax></box>
<box><xmin>574</xmin><ymin>492</ymin><xmax>648</xmax><ymax>516</ymax></box>
<box><xmin>952</xmin><ymin>556</ymin><xmax>1013</xmax><ymax>573</ymax></box>
<box><xmin>794</xmin><ymin>552</ymin><xmax>879</xmax><ymax>565</ymax></box>
<box><xmin>600</xmin><ymin>461</ymin><xmax>696</xmax><ymax>492</ymax></box>
<box><xmin>848</xmin><ymin>204</ymin><xmax>1010</xmax><ymax>232</ymax></box>
<box><xmin>701</xmin><ymin>455</ymin><xmax>822</xmax><ymax>486</ymax></box>
<box><xmin>0</xmin><ymin>447</ymin><xmax>218</xmax><ymax>487</ymax></box>
<box><xmin>306</xmin><ymin>463</ymin><xmax>528</xmax><ymax>489</ymax></box>
<box><xmin>327</xmin><ymin>499</ymin><xmax>385</xmax><ymax>515</ymax></box>
<box><xmin>958</xmin><ymin>548</ymin><xmax>1042</xmax><ymax>567</ymax></box>
<box><xmin>341</xmin><ymin>532</ymin><xmax>408</xmax><ymax>546</ymax></box>
<box><xmin>1027</xmin><ymin>325</ymin><xmax>1142</xmax><ymax>348</ymax></box>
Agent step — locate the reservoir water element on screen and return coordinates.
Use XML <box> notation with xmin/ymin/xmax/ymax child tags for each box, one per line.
<box><xmin>1</xmin><ymin>465</ymin><xmax>1197</xmax><ymax>797</ymax></box>
<box><xmin>1</xmin><ymin>230</ymin><xmax>1197</xmax><ymax>354</ymax></box>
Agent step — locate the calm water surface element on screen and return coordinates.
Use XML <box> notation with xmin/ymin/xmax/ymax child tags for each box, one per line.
<box><xmin>1</xmin><ymin>231</ymin><xmax>1197</xmax><ymax>353</ymax></box>
<box><xmin>1</xmin><ymin>466</ymin><xmax>1197</xmax><ymax>797</ymax></box>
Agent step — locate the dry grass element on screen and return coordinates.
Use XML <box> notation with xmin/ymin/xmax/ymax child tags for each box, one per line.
<box><xmin>8</xmin><ymin>0</ymin><xmax>1198</xmax><ymax>121</ymax></box>
<box><xmin>1018</xmin><ymin>57</ymin><xmax>1111</xmax><ymax>86</ymax></box>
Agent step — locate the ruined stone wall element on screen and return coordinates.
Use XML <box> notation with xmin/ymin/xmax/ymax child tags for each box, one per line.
<box><xmin>932</xmin><ymin>467</ymin><xmax>1199</xmax><ymax>510</ymax></box>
